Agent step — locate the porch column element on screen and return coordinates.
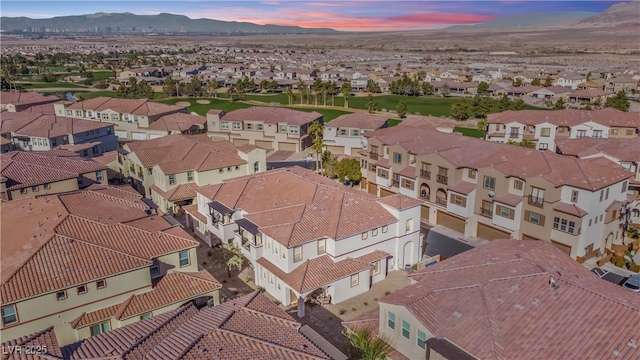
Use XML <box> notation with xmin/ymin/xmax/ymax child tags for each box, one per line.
<box><xmin>297</xmin><ymin>296</ymin><xmax>305</xmax><ymax>318</ymax></box>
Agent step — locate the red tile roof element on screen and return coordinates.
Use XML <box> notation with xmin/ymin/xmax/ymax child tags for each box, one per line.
<box><xmin>493</xmin><ymin>193</ymin><xmax>523</xmax><ymax>207</ymax></box>
<box><xmin>552</xmin><ymin>202</ymin><xmax>588</xmax><ymax>217</ymax></box>
<box><xmin>65</xmin><ymin>97</ymin><xmax>185</xmax><ymax>117</ymax></box>
<box><xmin>446</xmin><ymin>181</ymin><xmax>477</xmax><ymax>195</ymax></box>
<box><xmin>1</xmin><ymin>326</ymin><xmax>63</xmax><ymax>360</ymax></box>
<box><xmin>487</xmin><ymin>108</ymin><xmax>640</xmax><ymax>129</ymax></box>
<box><xmin>556</xmin><ymin>137</ymin><xmax>640</xmax><ymax>162</ymax></box>
<box><xmin>377</xmin><ymin>194</ymin><xmax>422</xmax><ymax>210</ymax></box>
<box><xmin>381</xmin><ymin>239</ymin><xmax>640</xmax><ymax>360</ymax></box>
<box><xmin>326</xmin><ymin>113</ymin><xmax>388</xmax><ymax>130</ymax></box>
<box><xmin>221</xmin><ymin>106</ymin><xmax>323</xmax><ymax>126</ymax></box>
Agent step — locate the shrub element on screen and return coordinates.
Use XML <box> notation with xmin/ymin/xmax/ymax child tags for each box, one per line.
<box><xmin>363</xmin><ymin>302</ymin><xmax>369</xmax><ymax>306</ymax></box>
<box><xmin>351</xmin><ymin>307</ymin><xmax>357</xmax><ymax>311</ymax></box>
<box><xmin>257</xmin><ymin>286</ymin><xmax>266</xmax><ymax>293</ymax></box>
<box><xmin>339</xmin><ymin>309</ymin><xmax>347</xmax><ymax>315</ymax></box>
<box><xmin>384</xmin><ymin>291</ymin><xmax>391</xmax><ymax>296</ymax></box>
<box><xmin>274</xmin><ymin>300</ymin><xmax>282</xmax><ymax>306</ymax></box>
<box><xmin>207</xmin><ymin>250</ymin><xmax>213</xmax><ymax>257</ymax></box>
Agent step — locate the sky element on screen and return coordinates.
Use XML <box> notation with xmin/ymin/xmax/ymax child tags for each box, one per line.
<box><xmin>0</xmin><ymin>1</ymin><xmax>629</xmax><ymax>31</ymax></box>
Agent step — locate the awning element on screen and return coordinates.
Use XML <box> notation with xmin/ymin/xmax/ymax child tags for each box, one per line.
<box><xmin>141</xmin><ymin>197</ymin><xmax>158</xmax><ymax>209</ymax></box>
<box><xmin>236</xmin><ymin>218</ymin><xmax>259</xmax><ymax>235</ymax></box>
<box><xmin>208</xmin><ymin>200</ymin><xmax>232</xmax><ymax>214</ymax></box>
<box><xmin>426</xmin><ymin>336</ymin><xmax>478</xmax><ymax>360</ymax></box>
<box><xmin>424</xmin><ymin>229</ymin><xmax>473</xmax><ymax>258</ymax></box>
<box><xmin>117</xmin><ymin>148</ymin><xmax>129</xmax><ymax>155</ymax></box>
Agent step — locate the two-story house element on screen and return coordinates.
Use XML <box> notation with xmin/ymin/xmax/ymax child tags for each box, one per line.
<box><xmin>118</xmin><ymin>134</ymin><xmax>266</xmax><ymax>214</ymax></box>
<box><xmin>485</xmin><ymin>108</ymin><xmax>640</xmax><ymax>151</ymax></box>
<box><xmin>323</xmin><ymin>113</ymin><xmax>388</xmax><ymax>156</ymax></box>
<box><xmin>53</xmin><ymin>97</ymin><xmax>187</xmax><ymax>141</ymax></box>
<box><xmin>0</xmin><ymin>185</ymin><xmax>221</xmax><ymax>346</ymax></box>
<box><xmin>207</xmin><ymin>107</ymin><xmax>323</xmax><ymax>152</ymax></box>
<box><xmin>0</xmin><ymin>91</ymin><xmax>61</xmax><ymax>113</ymax></box>
<box><xmin>345</xmin><ymin>239</ymin><xmax>640</xmax><ymax>360</ymax></box>
<box><xmin>0</xmin><ymin>150</ymin><xmax>108</xmax><ymax>201</ymax></box>
<box><xmin>359</xmin><ymin>126</ymin><xmax>633</xmax><ymax>261</ymax></box>
<box><xmin>189</xmin><ymin>167</ymin><xmax>421</xmax><ymax>308</ymax></box>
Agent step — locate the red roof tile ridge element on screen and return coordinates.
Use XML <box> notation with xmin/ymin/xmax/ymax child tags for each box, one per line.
<box><xmin>114</xmin><ymin>294</ymin><xmax>136</xmax><ymax>320</ymax></box>
<box><xmin>295</xmin><ymin>260</ymin><xmax>312</xmax><ymax>293</ymax></box>
<box><xmin>238</xmin><ymin>306</ymin><xmax>299</xmax><ymax>327</ymax></box>
<box><xmin>56</xmin><ymin>231</ymin><xmax>152</xmax><ymax>263</ymax></box>
<box><xmin>212</xmin><ymin>328</ymin><xmax>329</xmax><ymax>359</ymax></box>
<box><xmin>171</xmin><ymin>269</ymin><xmax>222</xmax><ymax>287</ymax></box>
<box><xmin>478</xmin><ymin>283</ymin><xmax>501</xmax><ymax>360</ymax></box>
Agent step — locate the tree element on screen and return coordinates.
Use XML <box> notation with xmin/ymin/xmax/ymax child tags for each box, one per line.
<box><xmin>477</xmin><ymin>81</ymin><xmax>489</xmax><ymax>96</ymax></box>
<box><xmin>498</xmin><ymin>94</ymin><xmax>512</xmax><ymax>112</ymax></box>
<box><xmin>286</xmin><ymin>87</ymin><xmax>294</xmax><ymax>106</ymax></box>
<box><xmin>421</xmin><ymin>82</ymin><xmax>434</xmax><ymax>95</ymax></box>
<box><xmin>341</xmin><ymin>82</ymin><xmax>351</xmax><ymax>109</ymax></box>
<box><xmin>223</xmin><ymin>242</ymin><xmax>244</xmax><ymax>278</ymax></box>
<box><xmin>531</xmin><ymin>78</ymin><xmax>541</xmax><ymax>86</ymax></box>
<box><xmin>335</xmin><ymin>158</ymin><xmax>362</xmax><ymax>184</ymax></box>
<box><xmin>344</xmin><ymin>327</ymin><xmax>393</xmax><ymax>360</ymax></box>
<box><xmin>367</xmin><ymin>79</ymin><xmax>381</xmax><ymax>93</ymax></box>
<box><xmin>511</xmin><ymin>98</ymin><xmax>527</xmax><ymax>111</ymax></box>
<box><xmin>471</xmin><ymin>94</ymin><xmax>492</xmax><ymax>119</ymax></box>
<box><xmin>206</xmin><ymin>80</ymin><xmax>219</xmax><ymax>98</ymax></box>
<box><xmin>544</xmin><ymin>75</ymin><xmax>553</xmax><ymax>87</ymax></box>
<box><xmin>163</xmin><ymin>76</ymin><xmax>178</xmax><ymax>97</ymax></box>
<box><xmin>322</xmin><ymin>150</ymin><xmax>338</xmax><ymax>179</ymax></box>
<box><xmin>514</xmin><ymin>77</ymin><xmax>523</xmax><ymax>87</ymax></box>
<box><xmin>440</xmin><ymin>83</ymin><xmax>450</xmax><ymax>97</ymax></box>
<box><xmin>309</xmin><ymin>120</ymin><xmax>324</xmax><ymax>173</ymax></box>
<box><xmin>451</xmin><ymin>98</ymin><xmax>470</xmax><ymax>120</ymax></box>
<box><xmin>508</xmin><ymin>138</ymin><xmax>535</xmax><ymax>148</ymax></box>
<box><xmin>366</xmin><ymin>93</ymin><xmax>378</xmax><ymax>113</ymax></box>
<box><xmin>605</xmin><ymin>91</ymin><xmax>630</xmax><ymax>112</ymax></box>
<box><xmin>477</xmin><ymin>118</ymin><xmax>487</xmax><ymax>131</ymax></box>
<box><xmin>396</xmin><ymin>100</ymin><xmax>407</xmax><ymax>118</ymax></box>
<box><xmin>553</xmin><ymin>98</ymin><xmax>566</xmax><ymax>110</ymax></box>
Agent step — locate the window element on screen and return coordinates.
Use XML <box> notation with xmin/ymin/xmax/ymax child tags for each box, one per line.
<box><xmin>289</xmin><ymin>126</ymin><xmax>299</xmax><ymax>134</ymax></box>
<box><xmin>123</xmin><ymin>114</ymin><xmax>129</xmax><ymax>121</ymax></box>
<box><xmin>293</xmin><ymin>246</ymin><xmax>303</xmax><ymax>262</ymax></box>
<box><xmin>468</xmin><ymin>169</ymin><xmax>476</xmax><ymax>179</ymax></box>
<box><xmin>450</xmin><ymin>194</ymin><xmax>467</xmax><ymax>207</ymax></box>
<box><xmin>496</xmin><ymin>205</ymin><xmax>514</xmax><ymax>220</ymax></box>
<box><xmin>405</xmin><ymin>218</ymin><xmax>413</xmax><ymax>233</ymax></box>
<box><xmin>626</xmin><ymin>129</ymin><xmax>633</xmax><ymax>136</ymax></box>
<box><xmin>169</xmin><ymin>175</ymin><xmax>176</xmax><ymax>185</ymax></box>
<box><xmin>540</xmin><ymin>127</ymin><xmax>550</xmax><ymax>137</ymax></box>
<box><xmin>257</xmin><ymin>124</ymin><xmax>263</xmax><ymax>131</ymax></box>
<box><xmin>526</xmin><ymin>210</ymin><xmax>544</xmax><ymax>226</ymax></box>
<box><xmin>281</xmin><ymin>245</ymin><xmax>286</xmax><ymax>259</ymax></box>
<box><xmin>436</xmin><ymin>167</ymin><xmax>448</xmax><ymax>184</ymax></box>
<box><xmin>221</xmin><ymin>121</ymin><xmax>230</xmax><ymax>130</ymax></box>
<box><xmin>133</xmin><ymin>116</ymin><xmax>139</xmax><ymax>123</ymax></box>
<box><xmin>111</xmin><ymin>114</ymin><xmax>119</xmax><ymax>121</ymax></box>
<box><xmin>576</xmin><ymin>130</ymin><xmax>586</xmax><ymax>138</ymax></box>
<box><xmin>246</xmin><ymin>123</ymin><xmax>253</xmax><ymax>130</ymax></box>
<box><xmin>352</xmin><ymin>129</ymin><xmax>360</xmax><ymax>136</ymax></box>
<box><xmin>401</xmin><ymin>178</ymin><xmax>414</xmax><ymax>190</ymax></box>
<box><xmin>509</xmin><ymin>127</ymin><xmax>519</xmax><ymax>138</ymax></box>
<box><xmin>140</xmin><ymin>313</ymin><xmax>151</xmax><ymax>320</ymax></box>
<box><xmin>611</xmin><ymin>129</ymin><xmax>618</xmax><ymax>135</ymax></box>
<box><xmin>593</xmin><ymin>130</ymin><xmax>603</xmax><ymax>138</ymax></box>
<box><xmin>372</xmin><ymin>260</ymin><xmax>381</xmax><ymax>275</ymax></box>
<box><xmin>90</xmin><ymin>321</ymin><xmax>110</xmax><ymax>336</ymax></box>
<box><xmin>605</xmin><ymin>188</ymin><xmax>609</xmax><ymax>200</ymax></box>
<box><xmin>484</xmin><ymin>176</ymin><xmax>496</xmax><ymax>190</ymax></box>
<box><xmin>382</xmin><ymin>225</ymin><xmax>388</xmax><ymax>233</ymax></box>
<box><xmin>622</xmin><ymin>181</ymin><xmax>628</xmax><ymax>193</ymax></box>
<box><xmin>77</xmin><ymin>285</ymin><xmax>87</xmax><ymax>295</ymax></box>
<box><xmin>571</xmin><ymin>190</ymin><xmax>579</xmax><ymax>203</ymax></box>
<box><xmin>539</xmin><ymin>143</ymin><xmax>548</xmax><ymax>150</ymax></box>
<box><xmin>1</xmin><ymin>305</ymin><xmax>18</xmax><ymax>326</ymax></box>
<box><xmin>420</xmin><ymin>163</ymin><xmax>431</xmax><ymax>179</ymax></box>
<box><xmin>599</xmin><ymin>190</ymin><xmax>604</xmax><ymax>202</ymax></box>
<box><xmin>277</xmin><ymin>278</ymin><xmax>281</xmax><ymax>290</ymax></box>
<box><xmin>179</xmin><ymin>251</ymin><xmax>190</xmax><ymax>267</ymax></box>
<box><xmin>274</xmin><ymin>243</ymin><xmax>279</xmax><ymax>255</ymax></box>
<box><xmin>279</xmin><ymin>124</ymin><xmax>287</xmax><ymax>133</ymax></box>
<box><xmin>362</xmin><ymin>231</ymin><xmax>368</xmax><ymax>240</ymax></box>
<box><xmin>513</xmin><ymin>179</ymin><xmax>523</xmax><ymax>190</ymax></box>
<box><xmin>150</xmin><ymin>258</ymin><xmax>160</xmax><ymax>276</ymax></box>
<box><xmin>56</xmin><ymin>290</ymin><xmax>67</xmax><ymax>301</ymax></box>
<box><xmin>393</xmin><ymin>152</ymin><xmax>402</xmax><ymax>164</ymax></box>
<box><xmin>377</xmin><ymin>168</ymin><xmax>388</xmax><ymax>179</ymax></box>
<box><xmin>102</xmin><ymin>113</ymin><xmax>109</xmax><ymax>120</ymax></box>
<box><xmin>187</xmin><ymin>171</ymin><xmax>194</xmax><ymax>181</ymax></box>
<box><xmin>481</xmin><ymin>200</ymin><xmax>493</xmax><ymax>217</ymax></box>
<box><xmin>402</xmin><ymin>320</ymin><xmax>411</xmax><ymax>339</ymax></box>
<box><xmin>417</xmin><ymin>330</ymin><xmax>426</xmax><ymax>350</ymax></box>
<box><xmin>269</xmin><ymin>273</ymin><xmax>274</xmax><ymax>285</ymax></box>
<box><xmin>32</xmin><ymin>185</ymin><xmax>39</xmax><ymax>192</ymax></box>
<box><xmin>387</xmin><ymin>312</ymin><xmax>396</xmax><ymax>329</ymax></box>
<box><xmin>20</xmin><ymin>188</ymin><xmax>27</xmax><ymax>195</ymax></box>
<box><xmin>372</xmin><ymin>228</ymin><xmax>378</xmax><ymax>236</ymax></box>
<box><xmin>233</xmin><ymin>122</ymin><xmax>241</xmax><ymax>130</ymax></box>
<box><xmin>529</xmin><ymin>187</ymin><xmax>545</xmax><ymax>206</ymax></box>
<box><xmin>95</xmin><ymin>171</ymin><xmax>103</xmax><ymax>182</ymax></box>
<box><xmin>350</xmin><ymin>274</ymin><xmax>359</xmax><ymax>287</ymax></box>
<box><xmin>553</xmin><ymin>217</ymin><xmax>576</xmax><ymax>234</ymax></box>
<box><xmin>44</xmin><ymin>183</ymin><xmax>51</xmax><ymax>190</ymax></box>
<box><xmin>254</xmin><ymin>161</ymin><xmax>260</xmax><ymax>173</ymax></box>
<box><xmin>76</xmin><ymin>110</ymin><xmax>83</xmax><ymax>117</ymax></box>
<box><xmin>267</xmin><ymin>238</ymin><xmax>272</xmax><ymax>250</ymax></box>
<box><xmin>340</xmin><ymin>128</ymin><xmax>347</xmax><ymax>136</ymax></box>
<box><xmin>317</xmin><ymin>239</ymin><xmax>326</xmax><ymax>254</ymax></box>
<box><xmin>97</xmin><ymin>279</ymin><xmax>106</xmax><ymax>289</ymax></box>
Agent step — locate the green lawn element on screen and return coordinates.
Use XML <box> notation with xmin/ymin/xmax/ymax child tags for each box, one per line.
<box><xmin>299</xmin><ymin>108</ymin><xmax>351</xmax><ymax>122</ymax></box>
<box><xmin>19</xmin><ymin>82</ymin><xmax>89</xmax><ymax>89</ymax></box>
<box><xmin>158</xmin><ymin>97</ymin><xmax>252</xmax><ymax>115</ymax></box>
<box><xmin>453</xmin><ymin>126</ymin><xmax>486</xmax><ymax>138</ymax></box>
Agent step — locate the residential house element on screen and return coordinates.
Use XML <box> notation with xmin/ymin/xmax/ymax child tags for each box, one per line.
<box><xmin>0</xmin><ymin>91</ymin><xmax>61</xmax><ymax>112</ymax></box>
<box><xmin>0</xmin><ymin>185</ymin><xmax>221</xmax><ymax>346</ymax></box>
<box><xmin>567</xmin><ymin>89</ymin><xmax>611</xmax><ymax>104</ymax></box>
<box><xmin>608</xmin><ymin>76</ymin><xmax>638</xmax><ymax>94</ymax></box>
<box><xmin>529</xmin><ymin>86</ymin><xmax>573</xmax><ymax>100</ymax></box>
<box><xmin>118</xmin><ymin>134</ymin><xmax>266</xmax><ymax>213</ymax></box>
<box><xmin>351</xmin><ymin>76</ymin><xmax>370</xmax><ymax>91</ymax></box>
<box><xmin>554</xmin><ymin>73</ymin><xmax>587</xmax><ymax>89</ymax></box>
<box><xmin>359</xmin><ymin>126</ymin><xmax>632</xmax><ymax>260</ymax></box>
<box><xmin>486</xmin><ymin>108</ymin><xmax>640</xmax><ymax>151</ymax></box>
<box><xmin>188</xmin><ymin>167</ymin><xmax>422</xmax><ymax>306</ymax></box>
<box><xmin>323</xmin><ymin>113</ymin><xmax>388</xmax><ymax>155</ymax></box>
<box><xmin>53</xmin><ymin>97</ymin><xmax>187</xmax><ymax>141</ymax></box>
<box><xmin>0</xmin><ymin>112</ymin><xmax>118</xmax><ymax>157</ymax></box>
<box><xmin>207</xmin><ymin>107</ymin><xmax>323</xmax><ymax>152</ymax></box>
<box><xmin>1</xmin><ymin>150</ymin><xmax>107</xmax><ymax>201</ymax></box>
<box><xmin>344</xmin><ymin>239</ymin><xmax>640</xmax><ymax>360</ymax></box>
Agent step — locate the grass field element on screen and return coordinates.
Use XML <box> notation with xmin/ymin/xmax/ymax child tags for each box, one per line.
<box><xmin>75</xmin><ymin>91</ymin><xmax>165</xmax><ymax>100</ymax></box>
<box><xmin>19</xmin><ymin>82</ymin><xmax>89</xmax><ymax>89</ymax></box>
<box><xmin>158</xmin><ymin>97</ymin><xmax>252</xmax><ymax>115</ymax></box>
<box><xmin>453</xmin><ymin>126</ymin><xmax>485</xmax><ymax>138</ymax></box>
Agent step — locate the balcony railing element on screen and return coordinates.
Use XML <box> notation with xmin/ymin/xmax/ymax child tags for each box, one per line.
<box><xmin>370</xmin><ymin>153</ymin><xmax>379</xmax><ymax>160</ymax></box>
<box><xmin>528</xmin><ymin>195</ymin><xmax>544</xmax><ymax>207</ymax></box>
<box><xmin>436</xmin><ymin>197</ymin><xmax>447</xmax><ymax>206</ymax></box>
<box><xmin>392</xmin><ymin>180</ymin><xmax>399</xmax><ymax>187</ymax></box>
<box><xmin>480</xmin><ymin>208</ymin><xmax>493</xmax><ymax>217</ymax></box>
<box><xmin>436</xmin><ymin>175</ymin><xmax>448</xmax><ymax>184</ymax></box>
<box><xmin>420</xmin><ymin>170</ymin><xmax>431</xmax><ymax>179</ymax></box>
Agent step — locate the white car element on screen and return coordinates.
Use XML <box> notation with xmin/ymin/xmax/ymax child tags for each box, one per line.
<box><xmin>622</xmin><ymin>275</ymin><xmax>640</xmax><ymax>292</ymax></box>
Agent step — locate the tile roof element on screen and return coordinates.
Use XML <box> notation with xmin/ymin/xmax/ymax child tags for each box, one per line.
<box><xmin>70</xmin><ymin>303</ymin><xmax>121</xmax><ymax>329</ymax></box>
<box><xmin>487</xmin><ymin>108</ymin><xmax>640</xmax><ymax>129</ymax></box>
<box><xmin>145</xmin><ymin>112</ymin><xmax>206</xmax><ymax>132</ymax></box>
<box><xmin>9</xmin><ymin>114</ymin><xmax>112</xmax><ymax>138</ymax></box>
<box><xmin>552</xmin><ymin>202</ymin><xmax>588</xmax><ymax>217</ymax></box>
<box><xmin>326</xmin><ymin>113</ymin><xmax>388</xmax><ymax>129</ymax></box>
<box><xmin>1</xmin><ymin>151</ymin><xmax>107</xmax><ymax>190</ymax></box>
<box><xmin>221</xmin><ymin>106</ymin><xmax>323</xmax><ymax>126</ymax></box>
<box><xmin>492</xmin><ymin>193</ymin><xmax>523</xmax><ymax>207</ymax></box>
<box><xmin>90</xmin><ymin>150</ymin><xmax>118</xmax><ymax>166</ymax></box>
<box><xmin>0</xmin><ymin>91</ymin><xmax>61</xmax><ymax>107</ymax></box>
<box><xmin>1</xmin><ymin>326</ymin><xmax>63</xmax><ymax>360</ymax></box>
<box><xmin>556</xmin><ymin>137</ymin><xmax>640</xmax><ymax>162</ymax></box>
<box><xmin>381</xmin><ymin>239</ymin><xmax>640</xmax><ymax>360</ymax></box>
<box><xmin>65</xmin><ymin>97</ymin><xmax>185</xmax><ymax>117</ymax></box>
<box><xmin>446</xmin><ymin>181</ymin><xmax>477</xmax><ymax>195</ymax></box>
<box><xmin>150</xmin><ymin>182</ymin><xmax>199</xmax><ymax>202</ymax></box>
<box><xmin>377</xmin><ymin>194</ymin><xmax>422</xmax><ymax>210</ymax></box>
<box><xmin>64</xmin><ymin>291</ymin><xmax>329</xmax><ymax>360</ymax></box>
<box><xmin>183</xmin><ymin>204</ymin><xmax>207</xmax><ymax>223</ymax></box>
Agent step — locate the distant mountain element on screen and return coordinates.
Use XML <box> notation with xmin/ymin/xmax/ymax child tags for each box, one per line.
<box><xmin>0</xmin><ymin>12</ymin><xmax>338</xmax><ymax>34</ymax></box>
<box><xmin>446</xmin><ymin>12</ymin><xmax>597</xmax><ymax>30</ymax></box>
<box><xmin>575</xmin><ymin>0</ymin><xmax>640</xmax><ymax>27</ymax></box>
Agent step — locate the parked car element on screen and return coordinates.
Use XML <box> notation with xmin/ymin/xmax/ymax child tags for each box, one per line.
<box><xmin>622</xmin><ymin>275</ymin><xmax>640</xmax><ymax>292</ymax></box>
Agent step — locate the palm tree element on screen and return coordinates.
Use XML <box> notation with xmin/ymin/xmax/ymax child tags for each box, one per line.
<box><xmin>308</xmin><ymin>120</ymin><xmax>324</xmax><ymax>173</ymax></box>
<box><xmin>286</xmin><ymin>87</ymin><xmax>293</xmax><ymax>106</ymax></box>
<box><xmin>207</xmin><ymin>80</ymin><xmax>219</xmax><ymax>98</ymax></box>
<box><xmin>344</xmin><ymin>327</ymin><xmax>393</xmax><ymax>360</ymax></box>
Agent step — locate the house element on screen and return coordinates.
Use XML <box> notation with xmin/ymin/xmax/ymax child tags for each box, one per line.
<box><xmin>554</xmin><ymin>73</ymin><xmax>587</xmax><ymax>89</ymax></box>
<box><xmin>529</xmin><ymin>86</ymin><xmax>572</xmax><ymax>99</ymax></box>
<box><xmin>118</xmin><ymin>134</ymin><xmax>266</xmax><ymax>214</ymax></box>
<box><xmin>1</xmin><ymin>150</ymin><xmax>108</xmax><ymax>201</ymax></box>
<box><xmin>0</xmin><ymin>91</ymin><xmax>61</xmax><ymax>112</ymax></box>
<box><xmin>323</xmin><ymin>113</ymin><xmax>388</xmax><ymax>155</ymax></box>
<box><xmin>187</xmin><ymin>167</ymin><xmax>422</xmax><ymax>307</ymax></box>
<box><xmin>0</xmin><ymin>185</ymin><xmax>221</xmax><ymax>346</ymax></box>
<box><xmin>608</xmin><ymin>76</ymin><xmax>638</xmax><ymax>94</ymax></box>
<box><xmin>351</xmin><ymin>76</ymin><xmax>370</xmax><ymax>91</ymax></box>
<box><xmin>207</xmin><ymin>107</ymin><xmax>323</xmax><ymax>152</ymax></box>
<box><xmin>344</xmin><ymin>239</ymin><xmax>640</xmax><ymax>360</ymax></box>
<box><xmin>54</xmin><ymin>291</ymin><xmax>333</xmax><ymax>359</ymax></box>
<box><xmin>0</xmin><ymin>112</ymin><xmax>118</xmax><ymax>157</ymax></box>
<box><xmin>359</xmin><ymin>126</ymin><xmax>633</xmax><ymax>260</ymax></box>
<box><xmin>567</xmin><ymin>89</ymin><xmax>611</xmax><ymax>104</ymax></box>
<box><xmin>485</xmin><ymin>108</ymin><xmax>640</xmax><ymax>151</ymax></box>
<box><xmin>53</xmin><ymin>97</ymin><xmax>187</xmax><ymax>141</ymax></box>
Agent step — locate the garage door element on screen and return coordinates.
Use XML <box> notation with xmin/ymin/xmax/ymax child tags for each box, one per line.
<box><xmin>551</xmin><ymin>240</ymin><xmax>572</xmax><ymax>256</ymax></box>
<box><xmin>233</xmin><ymin>138</ymin><xmax>250</xmax><ymax>147</ymax></box>
<box><xmin>255</xmin><ymin>140</ymin><xmax>273</xmax><ymax>150</ymax></box>
<box><xmin>279</xmin><ymin>142</ymin><xmax>297</xmax><ymax>152</ymax></box>
<box><xmin>477</xmin><ymin>223</ymin><xmax>510</xmax><ymax>241</ymax></box>
<box><xmin>368</xmin><ymin>182</ymin><xmax>378</xmax><ymax>195</ymax></box>
<box><xmin>132</xmin><ymin>132</ymin><xmax>146</xmax><ymax>140</ymax></box>
<box><xmin>522</xmin><ymin>234</ymin><xmax>540</xmax><ymax>240</ymax></box>
<box><xmin>380</xmin><ymin>188</ymin><xmax>395</xmax><ymax>197</ymax></box>
<box><xmin>149</xmin><ymin>134</ymin><xmax>164</xmax><ymax>140</ymax></box>
<box><xmin>436</xmin><ymin>211</ymin><xmax>465</xmax><ymax>234</ymax></box>
<box><xmin>421</xmin><ymin>205</ymin><xmax>430</xmax><ymax>222</ymax></box>
<box><xmin>115</xmin><ymin>130</ymin><xmax>127</xmax><ymax>138</ymax></box>
<box><xmin>360</xmin><ymin>178</ymin><xmax>367</xmax><ymax>190</ymax></box>
<box><xmin>326</xmin><ymin>145</ymin><xmax>344</xmax><ymax>155</ymax></box>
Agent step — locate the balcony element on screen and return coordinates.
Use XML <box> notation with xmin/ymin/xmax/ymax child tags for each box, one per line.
<box><xmin>436</xmin><ymin>175</ymin><xmax>448</xmax><ymax>185</ymax></box>
<box><xmin>436</xmin><ymin>197</ymin><xmax>447</xmax><ymax>206</ymax></box>
<box><xmin>392</xmin><ymin>180</ymin><xmax>399</xmax><ymax>187</ymax></box>
<box><xmin>480</xmin><ymin>208</ymin><xmax>493</xmax><ymax>217</ymax></box>
<box><xmin>370</xmin><ymin>153</ymin><xmax>379</xmax><ymax>160</ymax></box>
<box><xmin>528</xmin><ymin>195</ymin><xmax>544</xmax><ymax>207</ymax></box>
<box><xmin>420</xmin><ymin>170</ymin><xmax>431</xmax><ymax>179</ymax></box>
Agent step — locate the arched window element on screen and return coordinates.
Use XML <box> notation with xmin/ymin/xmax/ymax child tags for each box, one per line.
<box><xmin>420</xmin><ymin>183</ymin><xmax>430</xmax><ymax>200</ymax></box>
<box><xmin>436</xmin><ymin>189</ymin><xmax>447</xmax><ymax>205</ymax></box>
<box><xmin>253</xmin><ymin>161</ymin><xmax>260</xmax><ymax>173</ymax></box>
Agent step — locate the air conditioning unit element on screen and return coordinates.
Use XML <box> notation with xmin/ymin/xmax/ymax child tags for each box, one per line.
<box><xmin>488</xmin><ymin>191</ymin><xmax>495</xmax><ymax>198</ymax></box>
